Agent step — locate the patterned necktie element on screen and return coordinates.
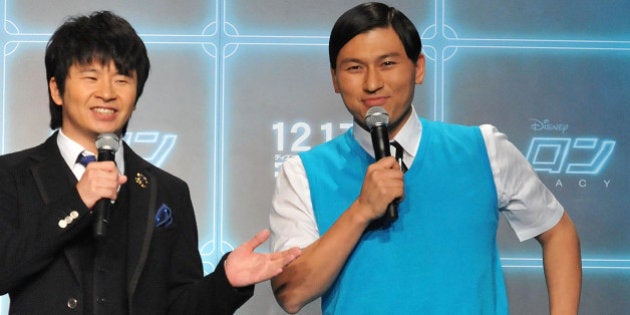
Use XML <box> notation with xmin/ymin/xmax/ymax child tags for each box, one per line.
<box><xmin>390</xmin><ymin>141</ymin><xmax>408</xmax><ymax>173</ymax></box>
<box><xmin>77</xmin><ymin>154</ymin><xmax>96</xmax><ymax>167</ymax></box>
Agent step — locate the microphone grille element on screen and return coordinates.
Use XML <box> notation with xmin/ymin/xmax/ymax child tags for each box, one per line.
<box><xmin>96</xmin><ymin>133</ymin><xmax>120</xmax><ymax>152</ymax></box>
<box><xmin>365</xmin><ymin>106</ymin><xmax>389</xmax><ymax>128</ymax></box>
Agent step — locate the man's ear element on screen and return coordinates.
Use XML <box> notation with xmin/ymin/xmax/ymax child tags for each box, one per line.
<box><xmin>330</xmin><ymin>68</ymin><xmax>340</xmax><ymax>93</ymax></box>
<box><xmin>414</xmin><ymin>54</ymin><xmax>426</xmax><ymax>85</ymax></box>
<box><xmin>49</xmin><ymin>77</ymin><xmax>63</xmax><ymax>106</ymax></box>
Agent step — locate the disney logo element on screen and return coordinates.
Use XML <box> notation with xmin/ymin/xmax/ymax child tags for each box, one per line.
<box><xmin>530</xmin><ymin>119</ymin><xmax>569</xmax><ymax>133</ymax></box>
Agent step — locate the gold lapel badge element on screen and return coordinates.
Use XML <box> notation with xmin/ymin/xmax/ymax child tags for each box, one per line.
<box><xmin>135</xmin><ymin>172</ymin><xmax>148</xmax><ymax>188</ymax></box>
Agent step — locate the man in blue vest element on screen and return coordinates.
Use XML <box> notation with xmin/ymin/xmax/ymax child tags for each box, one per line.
<box><xmin>269</xmin><ymin>2</ymin><xmax>581</xmax><ymax>314</ymax></box>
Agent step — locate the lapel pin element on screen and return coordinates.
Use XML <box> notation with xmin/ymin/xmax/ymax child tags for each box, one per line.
<box><xmin>135</xmin><ymin>172</ymin><xmax>148</xmax><ymax>188</ymax></box>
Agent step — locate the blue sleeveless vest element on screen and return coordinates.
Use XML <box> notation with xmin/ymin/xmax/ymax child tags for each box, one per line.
<box><xmin>300</xmin><ymin>119</ymin><xmax>507</xmax><ymax>314</ymax></box>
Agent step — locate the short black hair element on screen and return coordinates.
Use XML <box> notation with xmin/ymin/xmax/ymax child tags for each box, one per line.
<box><xmin>45</xmin><ymin>11</ymin><xmax>150</xmax><ymax>132</ymax></box>
<box><xmin>329</xmin><ymin>2</ymin><xmax>422</xmax><ymax>69</ymax></box>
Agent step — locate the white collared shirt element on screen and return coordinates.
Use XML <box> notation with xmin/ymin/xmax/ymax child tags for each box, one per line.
<box><xmin>56</xmin><ymin>130</ymin><xmax>125</xmax><ymax>180</ymax></box>
<box><xmin>270</xmin><ymin>107</ymin><xmax>564</xmax><ymax>252</ymax></box>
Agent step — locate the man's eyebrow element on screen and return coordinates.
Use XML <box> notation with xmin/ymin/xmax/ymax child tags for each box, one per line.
<box><xmin>377</xmin><ymin>52</ymin><xmax>404</xmax><ymax>59</ymax></box>
<box><xmin>339</xmin><ymin>52</ymin><xmax>404</xmax><ymax>64</ymax></box>
<box><xmin>338</xmin><ymin>57</ymin><xmax>363</xmax><ymax>65</ymax></box>
<box><xmin>75</xmin><ymin>64</ymin><xmax>99</xmax><ymax>72</ymax></box>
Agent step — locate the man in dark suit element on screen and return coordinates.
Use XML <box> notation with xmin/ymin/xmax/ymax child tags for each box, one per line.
<box><xmin>0</xmin><ymin>11</ymin><xmax>300</xmax><ymax>314</ymax></box>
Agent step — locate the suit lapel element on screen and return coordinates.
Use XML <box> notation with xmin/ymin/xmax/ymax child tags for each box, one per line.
<box><xmin>30</xmin><ymin>134</ymin><xmax>85</xmax><ymax>283</ymax></box>
<box><xmin>124</xmin><ymin>144</ymin><xmax>158</xmax><ymax>298</ymax></box>
<box><xmin>30</xmin><ymin>134</ymin><xmax>77</xmax><ymax>205</ymax></box>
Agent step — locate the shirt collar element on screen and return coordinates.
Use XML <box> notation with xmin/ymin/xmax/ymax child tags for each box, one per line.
<box><xmin>353</xmin><ymin>106</ymin><xmax>422</xmax><ymax>161</ymax></box>
<box><xmin>56</xmin><ymin>129</ymin><xmax>125</xmax><ymax>174</ymax></box>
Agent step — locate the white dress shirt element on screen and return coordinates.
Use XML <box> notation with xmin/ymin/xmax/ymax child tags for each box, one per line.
<box><xmin>57</xmin><ymin>129</ymin><xmax>125</xmax><ymax>180</ymax></box>
<box><xmin>270</xmin><ymin>107</ymin><xmax>564</xmax><ymax>252</ymax></box>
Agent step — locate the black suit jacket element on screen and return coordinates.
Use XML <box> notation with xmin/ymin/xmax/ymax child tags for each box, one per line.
<box><xmin>0</xmin><ymin>134</ymin><xmax>252</xmax><ymax>314</ymax></box>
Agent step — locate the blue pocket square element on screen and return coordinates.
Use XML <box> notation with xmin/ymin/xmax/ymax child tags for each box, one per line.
<box><xmin>155</xmin><ymin>203</ymin><xmax>173</xmax><ymax>228</ymax></box>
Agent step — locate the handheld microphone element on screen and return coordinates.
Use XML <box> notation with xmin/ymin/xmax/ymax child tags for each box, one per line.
<box><xmin>93</xmin><ymin>133</ymin><xmax>120</xmax><ymax>239</ymax></box>
<box><xmin>365</xmin><ymin>106</ymin><xmax>398</xmax><ymax>223</ymax></box>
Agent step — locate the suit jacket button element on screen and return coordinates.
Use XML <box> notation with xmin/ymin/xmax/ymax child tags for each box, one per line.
<box><xmin>67</xmin><ymin>297</ymin><xmax>78</xmax><ymax>309</ymax></box>
<box><xmin>58</xmin><ymin>219</ymin><xmax>68</xmax><ymax>229</ymax></box>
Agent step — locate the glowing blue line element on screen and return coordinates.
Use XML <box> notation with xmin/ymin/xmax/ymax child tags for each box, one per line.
<box><xmin>142</xmin><ymin>41</ymin><xmax>216</xmax><ymax>44</ymax></box>
<box><xmin>0</xmin><ymin>0</ymin><xmax>6</xmax><ymax>154</ymax></box>
<box><xmin>224</xmin><ymin>42</ymin><xmax>325</xmax><ymax>46</ymax></box>
<box><xmin>224</xmin><ymin>34</ymin><xmax>328</xmax><ymax>40</ymax></box>
<box><xmin>443</xmin><ymin>45</ymin><xmax>630</xmax><ymax>51</ymax></box>
<box><xmin>447</xmin><ymin>38</ymin><xmax>630</xmax><ymax>45</ymax></box>
<box><xmin>1</xmin><ymin>42</ymin><xmax>6</xmax><ymax>153</ymax></box>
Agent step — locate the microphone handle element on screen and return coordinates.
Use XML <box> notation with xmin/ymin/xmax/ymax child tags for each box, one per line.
<box><xmin>385</xmin><ymin>202</ymin><xmax>399</xmax><ymax>222</ymax></box>
<box><xmin>93</xmin><ymin>199</ymin><xmax>110</xmax><ymax>239</ymax></box>
<box><xmin>370</xmin><ymin>125</ymin><xmax>398</xmax><ymax>223</ymax></box>
<box><xmin>93</xmin><ymin>149</ymin><xmax>116</xmax><ymax>239</ymax></box>
<box><xmin>370</xmin><ymin>125</ymin><xmax>390</xmax><ymax>160</ymax></box>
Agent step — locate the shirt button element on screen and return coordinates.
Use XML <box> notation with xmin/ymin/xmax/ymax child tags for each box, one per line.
<box><xmin>97</xmin><ymin>297</ymin><xmax>107</xmax><ymax>304</ymax></box>
<box><xmin>67</xmin><ymin>297</ymin><xmax>78</xmax><ymax>309</ymax></box>
<box><xmin>58</xmin><ymin>219</ymin><xmax>68</xmax><ymax>229</ymax></box>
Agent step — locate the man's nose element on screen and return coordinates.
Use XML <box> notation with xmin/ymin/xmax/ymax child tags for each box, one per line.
<box><xmin>363</xmin><ymin>67</ymin><xmax>383</xmax><ymax>92</ymax></box>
